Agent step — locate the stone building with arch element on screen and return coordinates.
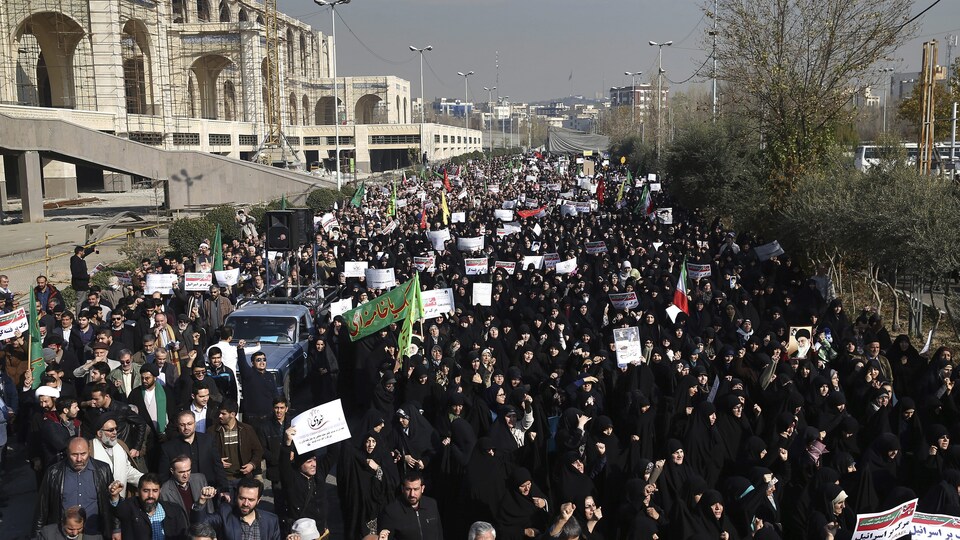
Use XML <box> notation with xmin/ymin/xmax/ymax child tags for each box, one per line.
<box><xmin>0</xmin><ymin>0</ymin><xmax>480</xmax><ymax>205</ymax></box>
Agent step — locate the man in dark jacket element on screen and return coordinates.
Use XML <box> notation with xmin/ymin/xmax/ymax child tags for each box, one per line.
<box><xmin>159</xmin><ymin>409</ymin><xmax>228</xmax><ymax>492</ymax></box>
<box><xmin>112</xmin><ymin>473</ymin><xmax>189</xmax><ymax>539</ymax></box>
<box><xmin>70</xmin><ymin>245</ymin><xmax>96</xmax><ymax>313</ymax></box>
<box><xmin>39</xmin><ymin>396</ymin><xmax>82</xmax><ymax>469</ymax></box>
<box><xmin>279</xmin><ymin>426</ymin><xmax>334</xmax><ymax>533</ymax></box>
<box><xmin>235</xmin><ymin>341</ymin><xmax>280</xmax><ymax>433</ymax></box>
<box><xmin>378</xmin><ymin>471</ymin><xmax>443</xmax><ymax>540</ymax></box>
<box><xmin>35</xmin><ymin>437</ymin><xmax>120</xmax><ymax>537</ymax></box>
<box><xmin>192</xmin><ymin>477</ymin><xmax>282</xmax><ymax>540</ymax></box>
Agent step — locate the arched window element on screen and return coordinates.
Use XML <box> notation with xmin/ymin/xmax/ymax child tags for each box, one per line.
<box><xmin>219</xmin><ymin>1</ymin><xmax>230</xmax><ymax>22</ymax></box>
<box><xmin>197</xmin><ymin>0</ymin><xmax>211</xmax><ymax>22</ymax></box>
<box><xmin>286</xmin><ymin>29</ymin><xmax>294</xmax><ymax>73</ymax></box>
<box><xmin>300</xmin><ymin>34</ymin><xmax>308</xmax><ymax>76</ymax></box>
<box><xmin>238</xmin><ymin>9</ymin><xmax>248</xmax><ymax>22</ymax></box>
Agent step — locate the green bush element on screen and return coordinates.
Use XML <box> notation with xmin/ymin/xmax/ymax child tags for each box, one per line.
<box><xmin>168</xmin><ymin>217</ymin><xmax>216</xmax><ymax>258</ymax></box>
<box><xmin>204</xmin><ymin>205</ymin><xmax>242</xmax><ymax>242</ymax></box>
<box><xmin>306</xmin><ymin>187</ymin><xmax>347</xmax><ymax>212</ymax></box>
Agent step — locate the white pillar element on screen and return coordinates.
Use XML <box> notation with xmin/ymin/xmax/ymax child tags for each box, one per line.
<box><xmin>41</xmin><ymin>158</ymin><xmax>78</xmax><ymax>199</ymax></box>
<box><xmin>18</xmin><ymin>151</ymin><xmax>44</xmax><ymax>223</ymax></box>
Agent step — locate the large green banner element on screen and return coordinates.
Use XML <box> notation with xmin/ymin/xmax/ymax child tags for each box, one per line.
<box><xmin>344</xmin><ymin>274</ymin><xmax>421</xmax><ymax>341</ymax></box>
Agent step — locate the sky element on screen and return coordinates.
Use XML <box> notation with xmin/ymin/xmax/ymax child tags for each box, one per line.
<box><xmin>280</xmin><ymin>0</ymin><xmax>960</xmax><ymax>104</ymax></box>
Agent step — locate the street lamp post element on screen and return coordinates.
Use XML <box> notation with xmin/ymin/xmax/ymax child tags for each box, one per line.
<box><xmin>457</xmin><ymin>70</ymin><xmax>474</xmax><ymax>129</ymax></box>
<box><xmin>410</xmin><ymin>45</ymin><xmax>432</xmax><ymax>164</ymax></box>
<box><xmin>878</xmin><ymin>67</ymin><xmax>894</xmax><ymax>134</ymax></box>
<box><xmin>314</xmin><ymin>0</ymin><xmax>351</xmax><ymax>190</ymax></box>
<box><xmin>484</xmin><ymin>85</ymin><xmax>496</xmax><ymax>154</ymax></box>
<box><xmin>409</xmin><ymin>45</ymin><xmax>433</xmax><ymax>124</ymax></box>
<box><xmin>649</xmin><ymin>40</ymin><xmax>672</xmax><ymax>162</ymax></box>
<box><xmin>501</xmin><ymin>96</ymin><xmax>509</xmax><ymax>149</ymax></box>
<box><xmin>624</xmin><ymin>71</ymin><xmax>642</xmax><ymax>129</ymax></box>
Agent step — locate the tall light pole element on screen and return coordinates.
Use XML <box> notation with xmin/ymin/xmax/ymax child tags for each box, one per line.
<box><xmin>649</xmin><ymin>40</ymin><xmax>672</xmax><ymax>162</ymax></box>
<box><xmin>501</xmin><ymin>96</ymin><xmax>509</xmax><ymax>149</ymax></box>
<box><xmin>710</xmin><ymin>0</ymin><xmax>718</xmax><ymax>121</ymax></box>
<box><xmin>315</xmin><ymin>0</ymin><xmax>350</xmax><ymax>190</ymax></box>
<box><xmin>878</xmin><ymin>67</ymin><xmax>894</xmax><ymax>134</ymax></box>
<box><xmin>409</xmin><ymin>45</ymin><xmax>432</xmax><ymax>124</ymax></box>
<box><xmin>457</xmin><ymin>70</ymin><xmax>474</xmax><ymax>129</ymax></box>
<box><xmin>624</xmin><ymin>71</ymin><xmax>642</xmax><ymax>130</ymax></box>
<box><xmin>484</xmin><ymin>85</ymin><xmax>496</xmax><ymax>154</ymax></box>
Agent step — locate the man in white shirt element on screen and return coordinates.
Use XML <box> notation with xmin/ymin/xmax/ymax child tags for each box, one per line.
<box><xmin>189</xmin><ymin>385</ymin><xmax>213</xmax><ymax>434</ymax></box>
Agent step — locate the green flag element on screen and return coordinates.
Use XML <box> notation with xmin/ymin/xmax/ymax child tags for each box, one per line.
<box><xmin>280</xmin><ymin>194</ymin><xmax>288</xmax><ymax>210</ymax></box>
<box><xmin>617</xmin><ymin>171</ymin><xmax>630</xmax><ymax>204</ymax></box>
<box><xmin>28</xmin><ymin>288</ymin><xmax>45</xmax><ymax>389</ymax></box>
<box><xmin>213</xmin><ymin>224</ymin><xmax>224</xmax><ymax>272</ymax></box>
<box><xmin>396</xmin><ymin>273</ymin><xmax>424</xmax><ymax>359</ymax></box>
<box><xmin>350</xmin><ymin>181</ymin><xmax>366</xmax><ymax>208</ymax></box>
<box><xmin>344</xmin><ymin>274</ymin><xmax>422</xmax><ymax>342</ymax></box>
<box><xmin>387</xmin><ymin>178</ymin><xmax>397</xmax><ymax>217</ymax></box>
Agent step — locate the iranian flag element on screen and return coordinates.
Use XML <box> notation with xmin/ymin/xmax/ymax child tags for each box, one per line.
<box><xmin>673</xmin><ymin>258</ymin><xmax>689</xmax><ymax>315</ymax></box>
<box><xmin>639</xmin><ymin>184</ymin><xmax>654</xmax><ymax>218</ymax></box>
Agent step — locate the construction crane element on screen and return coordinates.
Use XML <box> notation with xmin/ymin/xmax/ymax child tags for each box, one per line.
<box><xmin>253</xmin><ymin>0</ymin><xmax>301</xmax><ymax>167</ymax></box>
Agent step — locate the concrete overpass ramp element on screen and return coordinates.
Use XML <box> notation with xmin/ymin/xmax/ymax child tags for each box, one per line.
<box><xmin>0</xmin><ymin>112</ymin><xmax>334</xmax><ymax>221</ymax></box>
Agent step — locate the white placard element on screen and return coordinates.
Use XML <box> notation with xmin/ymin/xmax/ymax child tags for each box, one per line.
<box><xmin>544</xmin><ymin>253</ymin><xmax>561</xmax><ymax>269</ymax></box>
<box><xmin>647</xmin><ymin>173</ymin><xmax>658</xmax><ymax>181</ymax></box>
<box><xmin>472</xmin><ymin>283</ymin><xmax>493</xmax><ymax>306</ymax></box>
<box><xmin>652</xmin><ymin>242</ymin><xmax>664</xmax><ymax>251</ymax></box>
<box><xmin>852</xmin><ymin>499</ymin><xmax>917</xmax><ymax>540</ymax></box>
<box><xmin>145</xmin><ymin>273</ymin><xmax>179</xmax><ymax>295</ymax></box>
<box><xmin>290</xmin><ymin>399</ymin><xmax>352</xmax><ymax>454</ymax></box>
<box><xmin>320</xmin><ymin>212</ymin><xmax>338</xmax><ymax>232</ymax></box>
<box><xmin>329</xmin><ymin>298</ymin><xmax>354</xmax><ymax>319</ymax></box>
<box><xmin>655</xmin><ymin>208</ymin><xmax>673</xmax><ymax>224</ymax></box>
<box><xmin>521</xmin><ymin>256</ymin><xmax>544</xmax><ymax>270</ymax></box>
<box><xmin>649</xmin><ymin>182</ymin><xmax>662</xmax><ymax>192</ymax></box>
<box><xmin>344</xmin><ymin>261</ymin><xmax>369</xmax><ymax>278</ymax></box>
<box><xmin>560</xmin><ymin>204</ymin><xmax>578</xmax><ymax>217</ymax></box>
<box><xmin>364</xmin><ymin>268</ymin><xmax>396</xmax><ymax>289</ymax></box>
<box><xmin>555</xmin><ymin>258</ymin><xmax>577</xmax><ymax>274</ymax></box>
<box><xmin>457</xmin><ymin>237</ymin><xmax>485</xmax><ymax>252</ymax></box>
<box><xmin>427</xmin><ymin>229</ymin><xmax>451</xmax><ymax>251</ymax></box>
<box><xmin>413</xmin><ymin>256</ymin><xmax>436</xmax><ymax>272</ymax></box>
<box><xmin>686</xmin><ymin>263</ymin><xmax>712</xmax><ymax>279</ymax></box>
<box><xmin>609</xmin><ymin>292</ymin><xmax>639</xmax><ymax>310</ymax></box>
<box><xmin>495</xmin><ymin>261</ymin><xmax>517</xmax><ymax>275</ymax></box>
<box><xmin>214</xmin><ymin>268</ymin><xmax>240</xmax><ymax>286</ymax></box>
<box><xmin>452</xmin><ymin>212</ymin><xmax>466</xmax><ymax>223</ymax></box>
<box><xmin>184</xmin><ymin>272</ymin><xmax>213</xmax><ymax>291</ymax></box>
<box><xmin>421</xmin><ymin>288</ymin><xmax>455</xmax><ymax>320</ymax></box>
<box><xmin>585</xmin><ymin>241</ymin><xmax>607</xmax><ymax>254</ymax></box>
<box><xmin>0</xmin><ymin>308</ymin><xmax>28</xmax><ymax>341</ymax></box>
<box><xmin>494</xmin><ymin>209</ymin><xmax>514</xmax><ymax>221</ymax></box>
<box><xmin>395</xmin><ymin>198</ymin><xmax>408</xmax><ymax>208</ymax></box>
<box><xmin>614</xmin><ymin>326</ymin><xmax>643</xmax><ymax>367</ymax></box>
<box><xmin>666</xmin><ymin>304</ymin><xmax>683</xmax><ymax>323</ymax></box>
<box><xmin>502</xmin><ymin>200</ymin><xmax>516</xmax><ymax>209</ymax></box>
<box><xmin>532</xmin><ymin>223</ymin><xmax>542</xmax><ymax>237</ymax></box>
<box><xmin>464</xmin><ymin>258</ymin><xmax>489</xmax><ymax>275</ymax></box>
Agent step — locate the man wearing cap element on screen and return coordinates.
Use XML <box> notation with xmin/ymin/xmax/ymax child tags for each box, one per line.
<box><xmin>90</xmin><ymin>413</ymin><xmax>143</xmax><ymax>495</ymax></box>
<box><xmin>290</xmin><ymin>517</ymin><xmax>323</xmax><ymax>540</ymax></box>
<box><xmin>154</xmin><ymin>312</ymin><xmax>184</xmax><ymax>376</ymax></box>
<box><xmin>280</xmin><ymin>426</ymin><xmax>333</xmax><ymax>534</ymax></box>
<box><xmin>107</xmin><ymin>349</ymin><xmax>142</xmax><ymax>397</ymax></box>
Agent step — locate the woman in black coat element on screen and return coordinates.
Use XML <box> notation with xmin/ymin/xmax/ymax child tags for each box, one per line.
<box><xmin>336</xmin><ymin>430</ymin><xmax>399</xmax><ymax>539</ymax></box>
<box><xmin>496</xmin><ymin>467</ymin><xmax>551</xmax><ymax>540</ymax></box>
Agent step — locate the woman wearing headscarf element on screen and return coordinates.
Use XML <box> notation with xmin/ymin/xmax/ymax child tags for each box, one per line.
<box><xmin>690</xmin><ymin>489</ymin><xmax>740</xmax><ymax>540</ymax></box>
<box><xmin>807</xmin><ymin>484</ymin><xmax>855</xmax><ymax>540</ymax></box>
<box><xmin>859</xmin><ymin>433</ymin><xmax>902</xmax><ymax>496</ymax></box>
<box><xmin>657</xmin><ymin>438</ymin><xmax>693</xmax><ymax>512</ymax></box>
<box><xmin>390</xmin><ymin>402</ymin><xmax>438</xmax><ymax>477</ymax></box>
<box><xmin>336</xmin><ymin>430</ymin><xmax>400</xmax><ymax>539</ymax></box>
<box><xmin>306</xmin><ymin>336</ymin><xmax>339</xmax><ymax>405</ymax></box>
<box><xmin>554</xmin><ymin>450</ymin><xmax>596</xmax><ymax>517</ymax></box>
<box><xmin>684</xmin><ymin>401</ymin><xmax>724</xmax><ymax>487</ymax></box>
<box><xmin>618</xmin><ymin>479</ymin><xmax>664</xmax><ymax>540</ymax></box>
<box><xmin>886</xmin><ymin>334</ymin><xmax>922</xmax><ymax>398</ymax></box>
<box><xmin>919</xmin><ymin>469</ymin><xmax>960</xmax><ymax>516</ymax></box>
<box><xmin>496</xmin><ymin>467</ymin><xmax>551</xmax><ymax>540</ymax></box>
<box><xmin>435</xmin><ymin>417</ymin><xmax>477</xmax><ymax>539</ymax></box>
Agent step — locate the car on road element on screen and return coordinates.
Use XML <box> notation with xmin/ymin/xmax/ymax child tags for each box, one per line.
<box><xmin>223</xmin><ymin>303</ymin><xmax>314</xmax><ymax>399</ymax></box>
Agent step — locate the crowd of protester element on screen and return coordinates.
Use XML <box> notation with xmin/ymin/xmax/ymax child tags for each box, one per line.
<box><xmin>0</xmin><ymin>152</ymin><xmax>955</xmax><ymax>540</ymax></box>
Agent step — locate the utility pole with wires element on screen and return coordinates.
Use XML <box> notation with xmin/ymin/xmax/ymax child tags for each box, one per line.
<box><xmin>919</xmin><ymin>40</ymin><xmax>938</xmax><ymax>176</ymax></box>
<box><xmin>710</xmin><ymin>0</ymin><xmax>718</xmax><ymax>121</ymax></box>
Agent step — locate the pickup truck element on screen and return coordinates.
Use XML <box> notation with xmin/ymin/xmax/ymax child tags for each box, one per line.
<box><xmin>223</xmin><ymin>303</ymin><xmax>314</xmax><ymax>399</ymax></box>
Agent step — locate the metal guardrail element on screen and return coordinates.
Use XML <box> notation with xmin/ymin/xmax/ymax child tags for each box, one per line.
<box><xmin>0</xmin><ymin>223</ymin><xmax>164</xmax><ymax>274</ymax></box>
